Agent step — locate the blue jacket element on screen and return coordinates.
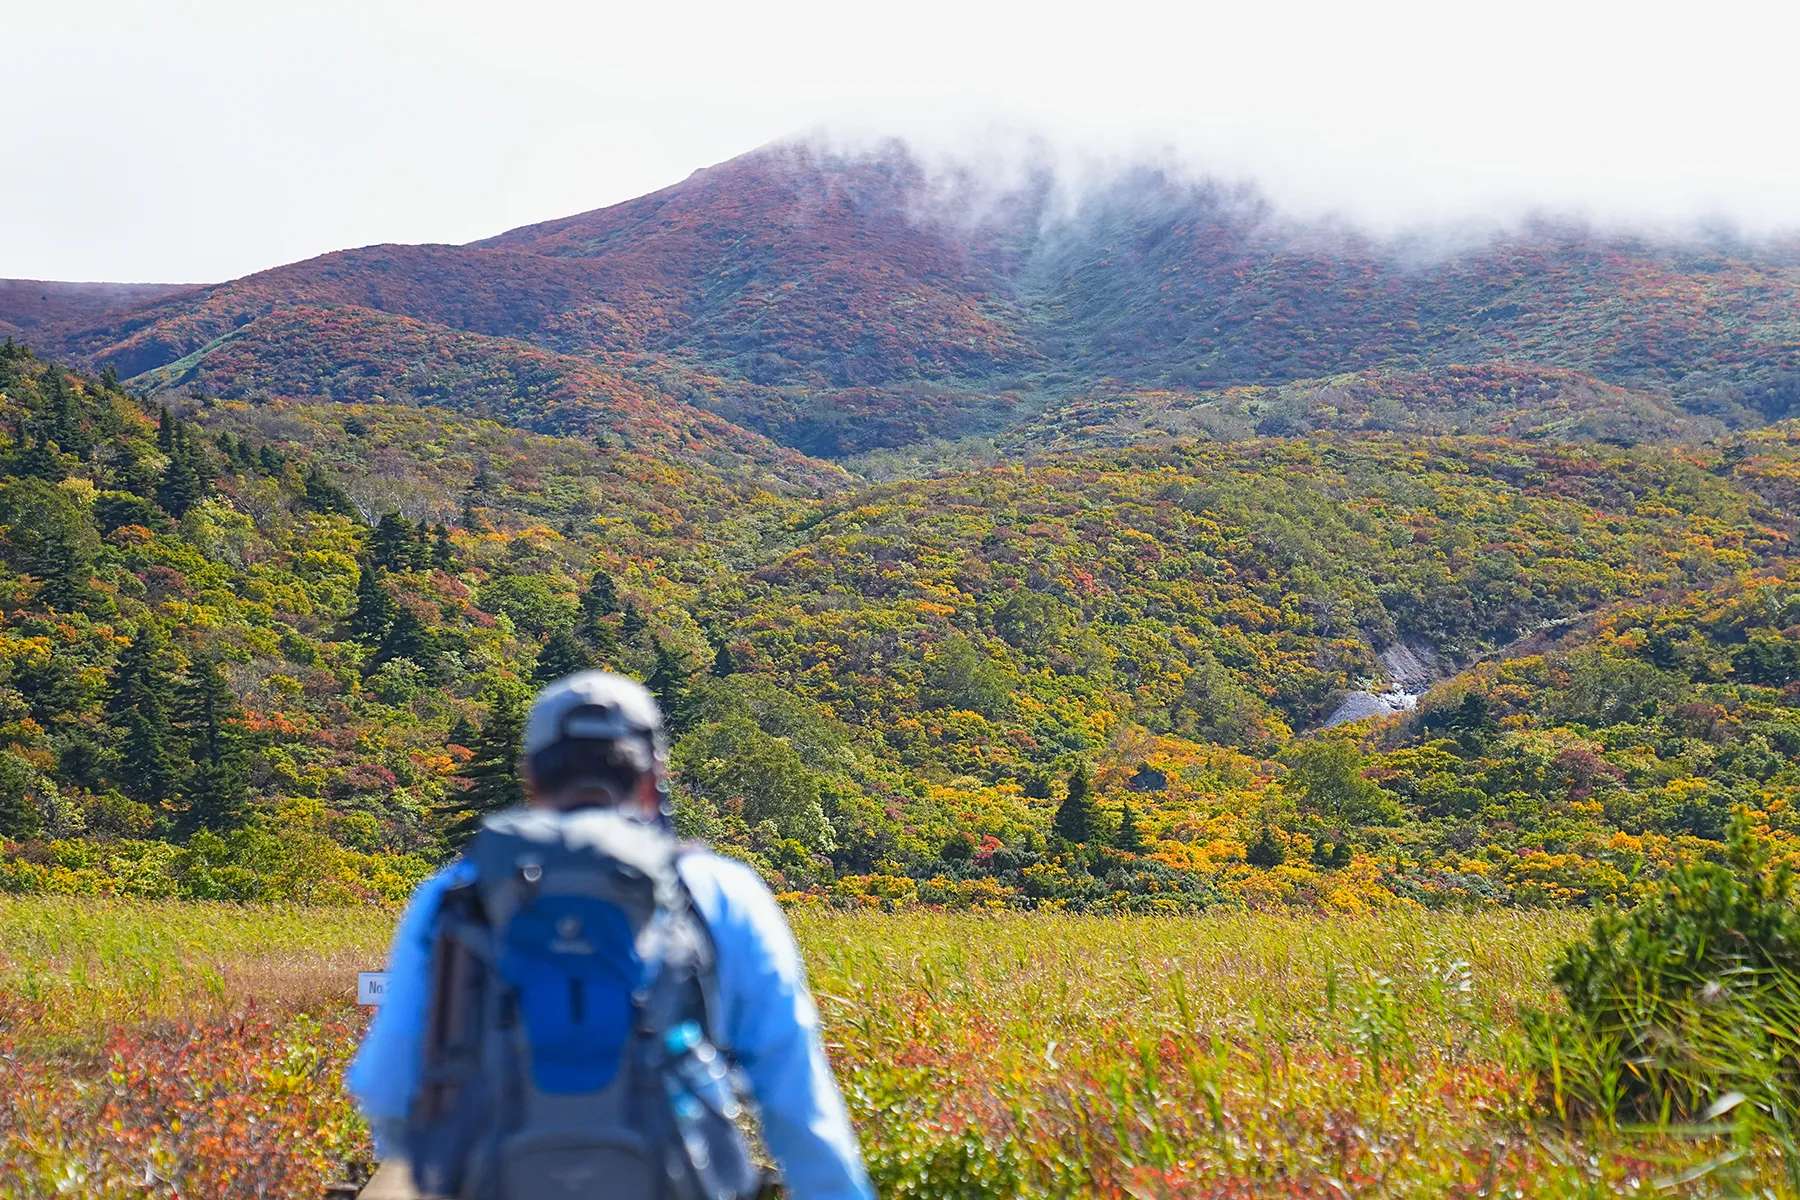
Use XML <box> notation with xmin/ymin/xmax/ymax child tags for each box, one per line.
<box><xmin>347</xmin><ymin>850</ymin><xmax>874</xmax><ymax>1200</ymax></box>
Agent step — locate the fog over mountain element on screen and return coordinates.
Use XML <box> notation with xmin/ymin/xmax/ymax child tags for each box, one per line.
<box><xmin>12</xmin><ymin>0</ymin><xmax>1800</xmax><ymax>281</ymax></box>
<box><xmin>5</xmin><ymin>138</ymin><xmax>1796</xmax><ymax>464</ymax></box>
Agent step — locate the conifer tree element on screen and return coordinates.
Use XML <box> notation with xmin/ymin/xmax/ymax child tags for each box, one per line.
<box><xmin>0</xmin><ymin>477</ymin><xmax>97</xmax><ymax>611</ymax></box>
<box><xmin>156</xmin><ymin>448</ymin><xmax>206</xmax><ymax>517</ymax></box>
<box><xmin>15</xmin><ymin>429</ymin><xmax>65</xmax><ymax>482</ymax></box>
<box><xmin>591</xmin><ymin>620</ymin><xmax>622</xmax><ymax>663</ymax></box>
<box><xmin>301</xmin><ymin>466</ymin><xmax>357</xmax><ymax>517</ymax></box>
<box><xmin>177</xmin><ymin>657</ymin><xmax>247</xmax><ymax>832</ymax></box>
<box><xmin>42</xmin><ymin>366</ymin><xmax>86</xmax><ymax>455</ymax></box>
<box><xmin>619</xmin><ymin>601</ymin><xmax>647</xmax><ymax>640</ymax></box>
<box><xmin>712</xmin><ymin>639</ymin><xmax>738</xmax><ymax>678</ymax></box>
<box><xmin>348</xmin><ymin>565</ymin><xmax>397</xmax><ymax>645</ymax></box>
<box><xmin>1054</xmin><ymin>762</ymin><xmax>1096</xmax><ymax>843</ymax></box>
<box><xmin>109</xmin><ymin>628</ymin><xmax>183</xmax><ymax>813</ymax></box>
<box><xmin>446</xmin><ymin>712</ymin><xmax>478</xmax><ymax>750</ymax></box>
<box><xmin>1246</xmin><ymin>827</ymin><xmax>1286</xmax><ymax>868</ymax></box>
<box><xmin>370</xmin><ymin>512</ymin><xmax>416</xmax><ymax>572</ymax></box>
<box><xmin>444</xmin><ymin>686</ymin><xmax>527</xmax><ymax>841</ymax></box>
<box><xmin>0</xmin><ymin>755</ymin><xmax>41</xmax><ymax>839</ymax></box>
<box><xmin>373</xmin><ymin>604</ymin><xmax>437</xmax><ymax>676</ymax></box>
<box><xmin>1114</xmin><ymin>799</ymin><xmax>1145</xmax><ymax>853</ymax></box>
<box><xmin>647</xmin><ymin>639</ymin><xmax>697</xmax><ymax>734</ymax></box>
<box><xmin>581</xmin><ymin>568</ymin><xmax>620</xmax><ymax>620</ymax></box>
<box><xmin>35</xmin><ymin>520</ymin><xmax>92</xmax><ymax>612</ymax></box>
<box><xmin>576</xmin><ymin>568</ymin><xmax>622</xmax><ymax>663</ymax></box>
<box><xmin>535</xmin><ymin>628</ymin><xmax>595</xmax><ymax>684</ymax></box>
<box><xmin>431</xmin><ymin>523</ymin><xmax>455</xmax><ymax>569</ymax></box>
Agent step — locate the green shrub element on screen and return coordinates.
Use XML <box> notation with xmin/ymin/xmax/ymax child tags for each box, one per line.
<box><xmin>1528</xmin><ymin>814</ymin><xmax>1800</xmax><ymax>1178</ymax></box>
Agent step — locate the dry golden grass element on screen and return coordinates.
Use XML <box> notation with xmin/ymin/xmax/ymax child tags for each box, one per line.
<box><xmin>0</xmin><ymin>894</ymin><xmax>393</xmax><ymax>1035</ymax></box>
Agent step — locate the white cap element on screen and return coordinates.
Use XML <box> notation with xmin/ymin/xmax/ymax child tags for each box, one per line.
<box><xmin>522</xmin><ymin>670</ymin><xmax>664</xmax><ymax>757</ymax></box>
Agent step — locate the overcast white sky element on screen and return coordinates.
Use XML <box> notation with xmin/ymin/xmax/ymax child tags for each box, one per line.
<box><xmin>9</xmin><ymin>0</ymin><xmax>1799</xmax><ymax>282</ymax></box>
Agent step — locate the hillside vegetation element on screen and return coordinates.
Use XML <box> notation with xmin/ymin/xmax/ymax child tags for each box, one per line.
<box><xmin>1</xmin><ymin>342</ymin><xmax>1798</xmax><ymax>911</ymax></box>
<box><xmin>20</xmin><ymin>142</ymin><xmax>1800</xmax><ymax>460</ymax></box>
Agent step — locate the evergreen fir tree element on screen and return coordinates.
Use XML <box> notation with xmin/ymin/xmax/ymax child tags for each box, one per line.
<box><xmin>109</xmin><ymin>627</ymin><xmax>183</xmax><ymax>813</ymax></box>
<box><xmin>120</xmin><ymin>706</ymin><xmax>180</xmax><ymax>810</ymax></box>
<box><xmin>16</xmin><ymin>430</ymin><xmax>66</xmax><ymax>482</ymax></box>
<box><xmin>1114</xmin><ymin>799</ymin><xmax>1145</xmax><ymax>853</ymax></box>
<box><xmin>43</xmin><ymin>366</ymin><xmax>86</xmax><ymax>455</ymax></box>
<box><xmin>301</xmin><ymin>466</ymin><xmax>357</xmax><ymax>517</ymax></box>
<box><xmin>156</xmin><ymin>452</ymin><xmax>205</xmax><ymax>517</ymax></box>
<box><xmin>0</xmin><ymin>760</ymin><xmax>42</xmax><ymax>839</ymax></box>
<box><xmin>1054</xmin><ymin>762</ymin><xmax>1096</xmax><ymax>843</ymax></box>
<box><xmin>177</xmin><ymin>657</ymin><xmax>247</xmax><ymax>832</ymax></box>
<box><xmin>711</xmin><ymin>639</ymin><xmax>738</xmax><ymax>677</ymax></box>
<box><xmin>372</xmin><ymin>603</ymin><xmax>437</xmax><ymax>676</ymax></box>
<box><xmin>112</xmin><ymin>439</ymin><xmax>159</xmax><ymax>496</ymax></box>
<box><xmin>535</xmin><ymin>628</ymin><xmax>595</xmax><ymax>685</ymax></box>
<box><xmin>156</xmin><ymin>407</ymin><xmax>175</xmax><ymax>452</ymax></box>
<box><xmin>444</xmin><ymin>687</ymin><xmax>527</xmax><ymax>841</ymax></box>
<box><xmin>109</xmin><ymin>624</ymin><xmax>178</xmax><ymax>724</ymax></box>
<box><xmin>101</xmin><ymin>364</ymin><xmax>119</xmax><ymax>390</ymax></box>
<box><xmin>593</xmin><ymin>619</ymin><xmax>622</xmax><ymax>661</ymax></box>
<box><xmin>647</xmin><ymin>639</ymin><xmax>696</xmax><ymax>734</ymax></box>
<box><xmin>431</xmin><ymin>523</ymin><xmax>455</xmax><ymax>569</ymax></box>
<box><xmin>348</xmin><ymin>565</ymin><xmax>397</xmax><ymax>644</ymax></box>
<box><xmin>1246</xmin><ymin>827</ymin><xmax>1286</xmax><ymax>868</ymax></box>
<box><xmin>619</xmin><ymin>601</ymin><xmax>647</xmax><ymax>640</ymax></box>
<box><xmin>0</xmin><ymin>477</ymin><xmax>98</xmax><ymax>611</ymax></box>
<box><xmin>35</xmin><ymin>519</ymin><xmax>93</xmax><ymax>612</ymax></box>
<box><xmin>446</xmin><ymin>712</ymin><xmax>478</xmax><ymax>750</ymax></box>
<box><xmin>580</xmin><ymin>568</ymin><xmax>620</xmax><ymax>620</ymax></box>
<box><xmin>370</xmin><ymin>512</ymin><xmax>416</xmax><ymax>572</ymax></box>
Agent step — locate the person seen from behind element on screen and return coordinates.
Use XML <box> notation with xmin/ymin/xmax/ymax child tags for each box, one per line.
<box><xmin>348</xmin><ymin>671</ymin><xmax>874</xmax><ymax>1200</ymax></box>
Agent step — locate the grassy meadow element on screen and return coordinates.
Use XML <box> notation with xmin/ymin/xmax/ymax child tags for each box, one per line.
<box><xmin>0</xmin><ymin>899</ymin><xmax>1791</xmax><ymax>1197</ymax></box>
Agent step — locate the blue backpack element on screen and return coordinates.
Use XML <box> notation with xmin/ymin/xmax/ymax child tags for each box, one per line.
<box><xmin>407</xmin><ymin>808</ymin><xmax>761</xmax><ymax>1200</ymax></box>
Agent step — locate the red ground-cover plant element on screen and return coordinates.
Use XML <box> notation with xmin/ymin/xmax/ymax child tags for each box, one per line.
<box><xmin>0</xmin><ymin>1001</ymin><xmax>373</xmax><ymax>1199</ymax></box>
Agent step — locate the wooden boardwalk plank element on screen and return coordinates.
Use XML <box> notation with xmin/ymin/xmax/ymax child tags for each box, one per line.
<box><xmin>359</xmin><ymin>1160</ymin><xmax>419</xmax><ymax>1199</ymax></box>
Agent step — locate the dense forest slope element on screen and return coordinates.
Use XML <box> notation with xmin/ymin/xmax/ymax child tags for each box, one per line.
<box><xmin>0</xmin><ymin>280</ymin><xmax>192</xmax><ymax>340</ymax></box>
<box><xmin>18</xmin><ymin>141</ymin><xmax>1800</xmax><ymax>457</ymax></box>
<box><xmin>2</xmin><ymin>345</ymin><xmax>1797</xmax><ymax>910</ymax></box>
<box><xmin>4</xmin><ymin>141</ymin><xmax>1798</xmax><ymax>908</ymax></box>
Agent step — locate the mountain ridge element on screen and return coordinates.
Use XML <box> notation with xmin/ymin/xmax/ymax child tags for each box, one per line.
<box><xmin>11</xmin><ymin>139</ymin><xmax>1800</xmax><ymax>460</ymax></box>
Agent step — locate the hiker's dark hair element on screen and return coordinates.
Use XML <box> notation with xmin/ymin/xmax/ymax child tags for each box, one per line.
<box><xmin>525</xmin><ymin>736</ymin><xmax>650</xmax><ymax>805</ymax></box>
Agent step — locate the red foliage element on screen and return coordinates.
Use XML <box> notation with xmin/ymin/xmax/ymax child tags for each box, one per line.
<box><xmin>0</xmin><ymin>1003</ymin><xmax>373</xmax><ymax>1199</ymax></box>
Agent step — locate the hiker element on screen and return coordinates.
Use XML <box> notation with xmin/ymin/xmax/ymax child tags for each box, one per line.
<box><xmin>348</xmin><ymin>671</ymin><xmax>874</xmax><ymax>1200</ymax></box>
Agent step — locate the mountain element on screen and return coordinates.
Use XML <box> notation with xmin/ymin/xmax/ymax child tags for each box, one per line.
<box><xmin>1001</xmin><ymin>363</ymin><xmax>1723</xmax><ymax>452</ymax></box>
<box><xmin>0</xmin><ymin>279</ymin><xmax>193</xmax><ymax>341</ymax></box>
<box><xmin>16</xmin><ymin>140</ymin><xmax>1800</xmax><ymax>459</ymax></box>
<box><xmin>3</xmin><ymin>343</ymin><xmax>1799</xmax><ymax>913</ymax></box>
<box><xmin>123</xmin><ymin>302</ymin><xmax>840</xmax><ymax>492</ymax></box>
<box><xmin>4</xmin><ymin>142</ymin><xmax>1800</xmax><ymax>910</ymax></box>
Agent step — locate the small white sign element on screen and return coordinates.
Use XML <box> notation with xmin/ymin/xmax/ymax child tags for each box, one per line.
<box><xmin>358</xmin><ymin>971</ymin><xmax>391</xmax><ymax>1006</ymax></box>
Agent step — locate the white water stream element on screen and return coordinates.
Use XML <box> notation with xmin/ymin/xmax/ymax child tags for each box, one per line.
<box><xmin>1322</xmin><ymin>643</ymin><xmax>1437</xmax><ymax>728</ymax></box>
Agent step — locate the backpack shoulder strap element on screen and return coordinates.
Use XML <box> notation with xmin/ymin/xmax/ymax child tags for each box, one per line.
<box><xmin>633</xmin><ymin>841</ymin><xmax>723</xmax><ymax>1043</ymax></box>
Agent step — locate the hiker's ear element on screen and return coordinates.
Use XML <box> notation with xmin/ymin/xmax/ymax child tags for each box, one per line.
<box><xmin>520</xmin><ymin>756</ymin><xmax>548</xmax><ymax>808</ymax></box>
<box><xmin>634</xmin><ymin>771</ymin><xmax>660</xmax><ymax>815</ymax></box>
